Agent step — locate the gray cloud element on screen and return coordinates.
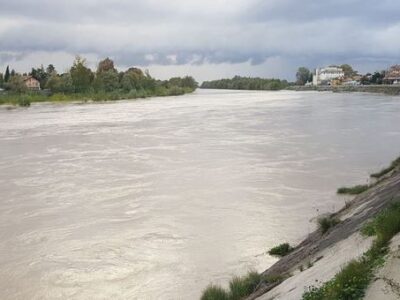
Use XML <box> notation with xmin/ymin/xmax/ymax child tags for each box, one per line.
<box><xmin>0</xmin><ymin>0</ymin><xmax>399</xmax><ymax>80</ymax></box>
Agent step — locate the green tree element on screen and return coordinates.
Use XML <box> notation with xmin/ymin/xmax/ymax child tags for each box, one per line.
<box><xmin>121</xmin><ymin>67</ymin><xmax>146</xmax><ymax>91</ymax></box>
<box><xmin>7</xmin><ymin>75</ymin><xmax>28</xmax><ymax>93</ymax></box>
<box><xmin>46</xmin><ymin>64</ymin><xmax>56</xmax><ymax>75</ymax></box>
<box><xmin>30</xmin><ymin>65</ymin><xmax>48</xmax><ymax>89</ymax></box>
<box><xmin>4</xmin><ymin>66</ymin><xmax>10</xmax><ymax>83</ymax></box>
<box><xmin>45</xmin><ymin>72</ymin><xmax>61</xmax><ymax>92</ymax></box>
<box><xmin>371</xmin><ymin>71</ymin><xmax>385</xmax><ymax>84</ymax></box>
<box><xmin>94</xmin><ymin>70</ymin><xmax>119</xmax><ymax>92</ymax></box>
<box><xmin>58</xmin><ymin>74</ymin><xmax>75</xmax><ymax>93</ymax></box>
<box><xmin>70</xmin><ymin>56</ymin><xmax>94</xmax><ymax>92</ymax></box>
<box><xmin>0</xmin><ymin>73</ymin><xmax>4</xmax><ymax>88</ymax></box>
<box><xmin>296</xmin><ymin>67</ymin><xmax>312</xmax><ymax>85</ymax></box>
<box><xmin>340</xmin><ymin>64</ymin><xmax>357</xmax><ymax>78</ymax></box>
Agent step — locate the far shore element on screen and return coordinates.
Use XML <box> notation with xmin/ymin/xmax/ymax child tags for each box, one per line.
<box><xmin>285</xmin><ymin>84</ymin><xmax>400</xmax><ymax>95</ymax></box>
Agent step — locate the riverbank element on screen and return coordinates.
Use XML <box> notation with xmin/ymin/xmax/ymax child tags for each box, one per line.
<box><xmin>251</xmin><ymin>157</ymin><xmax>400</xmax><ymax>299</ymax></box>
<box><xmin>286</xmin><ymin>84</ymin><xmax>400</xmax><ymax>95</ymax></box>
<box><xmin>0</xmin><ymin>87</ymin><xmax>196</xmax><ymax>107</ymax></box>
<box><xmin>201</xmin><ymin>156</ymin><xmax>400</xmax><ymax>300</ymax></box>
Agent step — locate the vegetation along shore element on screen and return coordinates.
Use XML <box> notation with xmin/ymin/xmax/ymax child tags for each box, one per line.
<box><xmin>201</xmin><ymin>63</ymin><xmax>400</xmax><ymax>95</ymax></box>
<box><xmin>201</xmin><ymin>155</ymin><xmax>400</xmax><ymax>300</ymax></box>
<box><xmin>0</xmin><ymin>57</ymin><xmax>197</xmax><ymax>107</ymax></box>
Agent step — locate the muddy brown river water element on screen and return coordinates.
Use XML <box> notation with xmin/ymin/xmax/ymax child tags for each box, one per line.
<box><xmin>0</xmin><ymin>89</ymin><xmax>399</xmax><ymax>299</ymax></box>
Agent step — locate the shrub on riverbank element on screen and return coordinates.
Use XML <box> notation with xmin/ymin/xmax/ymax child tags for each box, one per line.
<box><xmin>201</xmin><ymin>285</ymin><xmax>230</xmax><ymax>300</ymax></box>
<box><xmin>370</xmin><ymin>156</ymin><xmax>400</xmax><ymax>179</ymax></box>
<box><xmin>337</xmin><ymin>184</ymin><xmax>369</xmax><ymax>195</ymax></box>
<box><xmin>268</xmin><ymin>243</ymin><xmax>294</xmax><ymax>257</ymax></box>
<box><xmin>318</xmin><ymin>216</ymin><xmax>339</xmax><ymax>234</ymax></box>
<box><xmin>201</xmin><ymin>270</ymin><xmax>285</xmax><ymax>300</ymax></box>
<box><xmin>0</xmin><ymin>86</ymin><xmax>196</xmax><ymax>106</ymax></box>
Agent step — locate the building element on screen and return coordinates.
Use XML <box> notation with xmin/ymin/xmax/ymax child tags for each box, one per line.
<box><xmin>384</xmin><ymin>65</ymin><xmax>400</xmax><ymax>84</ymax></box>
<box><xmin>313</xmin><ymin>66</ymin><xmax>345</xmax><ymax>86</ymax></box>
<box><xmin>23</xmin><ymin>76</ymin><xmax>41</xmax><ymax>90</ymax></box>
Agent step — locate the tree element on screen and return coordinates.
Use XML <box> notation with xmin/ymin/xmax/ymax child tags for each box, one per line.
<box><xmin>181</xmin><ymin>76</ymin><xmax>198</xmax><ymax>89</ymax></box>
<box><xmin>46</xmin><ymin>72</ymin><xmax>75</xmax><ymax>93</ymax></box>
<box><xmin>371</xmin><ymin>71</ymin><xmax>385</xmax><ymax>84</ymax></box>
<box><xmin>97</xmin><ymin>57</ymin><xmax>116</xmax><ymax>74</ymax></box>
<box><xmin>296</xmin><ymin>67</ymin><xmax>312</xmax><ymax>85</ymax></box>
<box><xmin>121</xmin><ymin>67</ymin><xmax>146</xmax><ymax>91</ymax></box>
<box><xmin>46</xmin><ymin>64</ymin><xmax>56</xmax><ymax>75</ymax></box>
<box><xmin>4</xmin><ymin>66</ymin><xmax>10</xmax><ymax>82</ymax></box>
<box><xmin>7</xmin><ymin>75</ymin><xmax>27</xmax><ymax>93</ymax></box>
<box><xmin>340</xmin><ymin>64</ymin><xmax>357</xmax><ymax>78</ymax></box>
<box><xmin>94</xmin><ymin>70</ymin><xmax>119</xmax><ymax>92</ymax></box>
<box><xmin>0</xmin><ymin>73</ymin><xmax>3</xmax><ymax>88</ymax></box>
<box><xmin>45</xmin><ymin>72</ymin><xmax>61</xmax><ymax>92</ymax></box>
<box><xmin>58</xmin><ymin>74</ymin><xmax>75</xmax><ymax>93</ymax></box>
<box><xmin>30</xmin><ymin>65</ymin><xmax>48</xmax><ymax>89</ymax></box>
<box><xmin>70</xmin><ymin>56</ymin><xmax>94</xmax><ymax>92</ymax></box>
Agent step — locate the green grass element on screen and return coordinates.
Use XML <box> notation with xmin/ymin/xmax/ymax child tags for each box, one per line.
<box><xmin>229</xmin><ymin>271</ymin><xmax>262</xmax><ymax>300</ymax></box>
<box><xmin>201</xmin><ymin>271</ymin><xmax>286</xmax><ymax>300</ymax></box>
<box><xmin>201</xmin><ymin>285</ymin><xmax>230</xmax><ymax>300</ymax></box>
<box><xmin>303</xmin><ymin>200</ymin><xmax>400</xmax><ymax>300</ymax></box>
<box><xmin>268</xmin><ymin>243</ymin><xmax>294</xmax><ymax>257</ymax></box>
<box><xmin>317</xmin><ymin>216</ymin><xmax>340</xmax><ymax>234</ymax></box>
<box><xmin>337</xmin><ymin>184</ymin><xmax>370</xmax><ymax>195</ymax></box>
<box><xmin>370</xmin><ymin>156</ymin><xmax>400</xmax><ymax>179</ymax></box>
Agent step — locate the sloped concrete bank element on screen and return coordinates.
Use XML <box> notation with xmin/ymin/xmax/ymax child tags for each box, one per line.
<box><xmin>247</xmin><ymin>167</ymin><xmax>400</xmax><ymax>300</ymax></box>
<box><xmin>286</xmin><ymin>85</ymin><xmax>400</xmax><ymax>95</ymax></box>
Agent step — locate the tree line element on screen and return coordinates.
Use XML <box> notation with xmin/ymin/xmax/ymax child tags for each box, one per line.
<box><xmin>0</xmin><ymin>56</ymin><xmax>198</xmax><ymax>105</ymax></box>
<box><xmin>201</xmin><ymin>76</ymin><xmax>289</xmax><ymax>90</ymax></box>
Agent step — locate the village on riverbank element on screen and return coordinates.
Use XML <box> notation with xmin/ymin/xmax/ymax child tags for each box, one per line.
<box><xmin>0</xmin><ymin>57</ymin><xmax>198</xmax><ymax>107</ymax></box>
<box><xmin>201</xmin><ymin>64</ymin><xmax>400</xmax><ymax>95</ymax></box>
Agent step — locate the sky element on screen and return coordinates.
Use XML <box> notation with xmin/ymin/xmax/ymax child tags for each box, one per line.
<box><xmin>1</xmin><ymin>0</ymin><xmax>400</xmax><ymax>82</ymax></box>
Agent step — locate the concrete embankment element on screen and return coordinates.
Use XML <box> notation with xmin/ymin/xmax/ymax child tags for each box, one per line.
<box><xmin>286</xmin><ymin>85</ymin><xmax>400</xmax><ymax>95</ymax></box>
<box><xmin>247</xmin><ymin>166</ymin><xmax>400</xmax><ymax>299</ymax></box>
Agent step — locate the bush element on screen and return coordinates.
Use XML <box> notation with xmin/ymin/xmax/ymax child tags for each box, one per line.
<box><xmin>370</xmin><ymin>156</ymin><xmax>400</xmax><ymax>179</ymax></box>
<box><xmin>18</xmin><ymin>97</ymin><xmax>31</xmax><ymax>107</ymax></box>
<box><xmin>318</xmin><ymin>216</ymin><xmax>339</xmax><ymax>234</ymax></box>
<box><xmin>268</xmin><ymin>243</ymin><xmax>294</xmax><ymax>257</ymax></box>
<box><xmin>337</xmin><ymin>184</ymin><xmax>369</xmax><ymax>195</ymax></box>
<box><xmin>303</xmin><ymin>260</ymin><xmax>372</xmax><ymax>300</ymax></box>
<box><xmin>200</xmin><ymin>271</ymin><xmax>264</xmax><ymax>300</ymax></box>
<box><xmin>201</xmin><ymin>285</ymin><xmax>229</xmax><ymax>300</ymax></box>
<box><xmin>229</xmin><ymin>271</ymin><xmax>262</xmax><ymax>300</ymax></box>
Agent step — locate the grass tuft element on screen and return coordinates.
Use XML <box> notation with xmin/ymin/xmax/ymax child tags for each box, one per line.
<box><xmin>370</xmin><ymin>156</ymin><xmax>400</xmax><ymax>179</ymax></box>
<box><xmin>200</xmin><ymin>270</ymin><xmax>286</xmax><ymax>300</ymax></box>
<box><xmin>317</xmin><ymin>216</ymin><xmax>339</xmax><ymax>234</ymax></box>
<box><xmin>229</xmin><ymin>271</ymin><xmax>262</xmax><ymax>300</ymax></box>
<box><xmin>201</xmin><ymin>284</ymin><xmax>230</xmax><ymax>300</ymax></box>
<box><xmin>337</xmin><ymin>184</ymin><xmax>369</xmax><ymax>195</ymax></box>
<box><xmin>268</xmin><ymin>243</ymin><xmax>294</xmax><ymax>257</ymax></box>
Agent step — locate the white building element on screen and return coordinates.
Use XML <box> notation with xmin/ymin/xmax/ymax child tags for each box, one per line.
<box><xmin>313</xmin><ymin>67</ymin><xmax>345</xmax><ymax>86</ymax></box>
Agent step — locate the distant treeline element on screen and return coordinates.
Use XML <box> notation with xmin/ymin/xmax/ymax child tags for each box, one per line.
<box><xmin>0</xmin><ymin>56</ymin><xmax>198</xmax><ymax>106</ymax></box>
<box><xmin>201</xmin><ymin>76</ymin><xmax>289</xmax><ymax>90</ymax></box>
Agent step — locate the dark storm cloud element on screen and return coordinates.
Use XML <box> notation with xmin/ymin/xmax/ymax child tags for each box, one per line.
<box><xmin>0</xmin><ymin>0</ymin><xmax>400</xmax><ymax>77</ymax></box>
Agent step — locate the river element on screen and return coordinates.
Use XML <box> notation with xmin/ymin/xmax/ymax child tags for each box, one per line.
<box><xmin>0</xmin><ymin>89</ymin><xmax>399</xmax><ymax>299</ymax></box>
